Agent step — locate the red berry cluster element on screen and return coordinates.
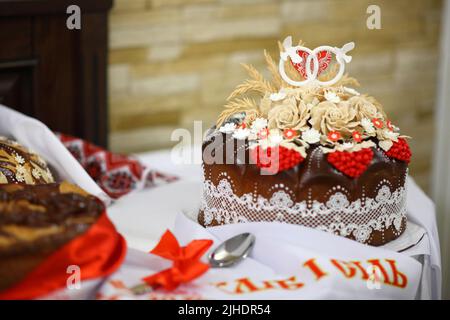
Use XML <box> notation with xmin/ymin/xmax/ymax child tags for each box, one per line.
<box><xmin>385</xmin><ymin>138</ymin><xmax>411</xmax><ymax>163</ymax></box>
<box><xmin>251</xmin><ymin>145</ymin><xmax>304</xmax><ymax>174</ymax></box>
<box><xmin>327</xmin><ymin>148</ymin><xmax>374</xmax><ymax>178</ymax></box>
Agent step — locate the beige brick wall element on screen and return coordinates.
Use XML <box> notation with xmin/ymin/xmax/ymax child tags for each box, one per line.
<box><xmin>108</xmin><ymin>0</ymin><xmax>443</xmax><ymax>193</ymax></box>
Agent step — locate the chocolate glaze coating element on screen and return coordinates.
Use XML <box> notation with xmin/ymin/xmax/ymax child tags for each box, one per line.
<box><xmin>198</xmin><ymin>130</ymin><xmax>408</xmax><ymax>246</ymax></box>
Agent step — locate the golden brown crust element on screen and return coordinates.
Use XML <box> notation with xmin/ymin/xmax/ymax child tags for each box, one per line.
<box><xmin>0</xmin><ymin>182</ymin><xmax>103</xmax><ymax>291</ymax></box>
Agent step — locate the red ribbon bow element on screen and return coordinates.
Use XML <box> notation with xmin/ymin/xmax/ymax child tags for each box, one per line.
<box><xmin>143</xmin><ymin>230</ymin><xmax>213</xmax><ymax>291</ymax></box>
<box><xmin>0</xmin><ymin>212</ymin><xmax>127</xmax><ymax>300</ymax></box>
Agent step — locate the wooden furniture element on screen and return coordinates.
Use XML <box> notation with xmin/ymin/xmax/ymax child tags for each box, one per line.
<box><xmin>0</xmin><ymin>0</ymin><xmax>112</xmax><ymax>147</ymax></box>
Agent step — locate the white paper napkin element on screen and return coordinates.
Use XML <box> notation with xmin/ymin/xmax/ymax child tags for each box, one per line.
<box><xmin>0</xmin><ymin>104</ymin><xmax>110</xmax><ymax>204</ymax></box>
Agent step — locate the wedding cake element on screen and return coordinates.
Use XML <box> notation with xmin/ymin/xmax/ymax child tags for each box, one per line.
<box><xmin>198</xmin><ymin>37</ymin><xmax>411</xmax><ymax>246</ymax></box>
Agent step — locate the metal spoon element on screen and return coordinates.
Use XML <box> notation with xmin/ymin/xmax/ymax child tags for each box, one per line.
<box><xmin>209</xmin><ymin>232</ymin><xmax>255</xmax><ymax>268</ymax></box>
<box><xmin>130</xmin><ymin>232</ymin><xmax>255</xmax><ymax>295</ymax></box>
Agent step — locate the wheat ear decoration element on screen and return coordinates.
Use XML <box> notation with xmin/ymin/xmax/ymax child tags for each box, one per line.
<box><xmin>335</xmin><ymin>73</ymin><xmax>360</xmax><ymax>87</ymax></box>
<box><xmin>216</xmin><ymin>97</ymin><xmax>259</xmax><ymax>128</ymax></box>
<box><xmin>227</xmin><ymin>63</ymin><xmax>275</xmax><ymax>101</ymax></box>
<box><xmin>264</xmin><ymin>50</ymin><xmax>283</xmax><ymax>90</ymax></box>
<box><xmin>318</xmin><ymin>64</ymin><xmax>359</xmax><ymax>87</ymax></box>
<box><xmin>318</xmin><ymin>63</ymin><xmax>339</xmax><ymax>82</ymax></box>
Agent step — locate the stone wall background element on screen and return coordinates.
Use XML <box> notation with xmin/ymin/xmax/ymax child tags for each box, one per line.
<box><xmin>108</xmin><ymin>0</ymin><xmax>443</xmax><ymax>193</ymax></box>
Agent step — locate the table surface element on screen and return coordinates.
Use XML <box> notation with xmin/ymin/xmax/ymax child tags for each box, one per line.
<box><xmin>109</xmin><ymin>149</ymin><xmax>203</xmax><ymax>250</ymax></box>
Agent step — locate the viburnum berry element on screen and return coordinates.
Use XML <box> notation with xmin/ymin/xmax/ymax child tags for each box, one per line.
<box><xmin>385</xmin><ymin>138</ymin><xmax>411</xmax><ymax>163</ymax></box>
<box><xmin>327</xmin><ymin>148</ymin><xmax>374</xmax><ymax>178</ymax></box>
<box><xmin>250</xmin><ymin>145</ymin><xmax>304</xmax><ymax>174</ymax></box>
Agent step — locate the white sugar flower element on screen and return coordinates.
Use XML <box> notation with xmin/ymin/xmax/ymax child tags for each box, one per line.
<box><xmin>232</xmin><ymin>128</ymin><xmax>250</xmax><ymax>140</ymax></box>
<box><xmin>257</xmin><ymin>130</ymin><xmax>283</xmax><ymax>149</ymax></box>
<box><xmin>268</xmin><ymin>130</ymin><xmax>283</xmax><ymax>145</ymax></box>
<box><xmin>219</xmin><ymin>122</ymin><xmax>236</xmax><ymax>134</ymax></box>
<box><xmin>270</xmin><ymin>91</ymin><xmax>287</xmax><ymax>102</ymax></box>
<box><xmin>251</xmin><ymin>117</ymin><xmax>268</xmax><ymax>132</ymax></box>
<box><xmin>302</xmin><ymin>128</ymin><xmax>321</xmax><ymax>144</ymax></box>
<box><xmin>324</xmin><ymin>90</ymin><xmax>340</xmax><ymax>103</ymax></box>
<box><xmin>14</xmin><ymin>153</ymin><xmax>25</xmax><ymax>165</ymax></box>
<box><xmin>15</xmin><ymin>165</ymin><xmax>27</xmax><ymax>182</ymax></box>
<box><xmin>343</xmin><ymin>87</ymin><xmax>360</xmax><ymax>96</ymax></box>
<box><xmin>361</xmin><ymin>118</ymin><xmax>375</xmax><ymax>134</ymax></box>
<box><xmin>32</xmin><ymin>168</ymin><xmax>42</xmax><ymax>179</ymax></box>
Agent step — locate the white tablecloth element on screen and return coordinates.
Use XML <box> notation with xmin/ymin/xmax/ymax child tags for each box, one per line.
<box><xmin>108</xmin><ymin>149</ymin><xmax>441</xmax><ymax>300</ymax></box>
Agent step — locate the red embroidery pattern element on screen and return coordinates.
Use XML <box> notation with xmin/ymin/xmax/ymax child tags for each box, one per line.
<box><xmin>56</xmin><ymin>133</ymin><xmax>178</xmax><ymax>199</ymax></box>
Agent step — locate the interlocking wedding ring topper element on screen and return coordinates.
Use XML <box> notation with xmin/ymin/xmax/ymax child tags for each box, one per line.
<box><xmin>279</xmin><ymin>36</ymin><xmax>355</xmax><ymax>87</ymax></box>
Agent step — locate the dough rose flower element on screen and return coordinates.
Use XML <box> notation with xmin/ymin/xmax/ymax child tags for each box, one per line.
<box><xmin>348</xmin><ymin>96</ymin><xmax>386</xmax><ymax>121</ymax></box>
<box><xmin>309</xmin><ymin>100</ymin><xmax>359</xmax><ymax>138</ymax></box>
<box><xmin>268</xmin><ymin>97</ymin><xmax>310</xmax><ymax>131</ymax></box>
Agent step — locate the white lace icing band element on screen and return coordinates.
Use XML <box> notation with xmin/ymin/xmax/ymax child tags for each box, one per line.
<box><xmin>279</xmin><ymin>36</ymin><xmax>355</xmax><ymax>87</ymax></box>
<box><xmin>200</xmin><ymin>178</ymin><xmax>406</xmax><ymax>244</ymax></box>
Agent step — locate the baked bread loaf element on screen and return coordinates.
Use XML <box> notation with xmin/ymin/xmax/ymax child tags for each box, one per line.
<box><xmin>199</xmin><ymin>132</ymin><xmax>408</xmax><ymax>246</ymax></box>
<box><xmin>0</xmin><ymin>136</ymin><xmax>54</xmax><ymax>184</ymax></box>
<box><xmin>198</xmin><ymin>37</ymin><xmax>411</xmax><ymax>246</ymax></box>
<box><xmin>0</xmin><ymin>182</ymin><xmax>103</xmax><ymax>291</ymax></box>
